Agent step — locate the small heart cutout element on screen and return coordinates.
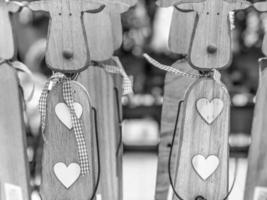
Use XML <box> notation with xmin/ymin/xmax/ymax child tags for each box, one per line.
<box><xmin>192</xmin><ymin>155</ymin><xmax>219</xmax><ymax>180</ymax></box>
<box><xmin>55</xmin><ymin>103</ymin><xmax>83</xmax><ymax>129</ymax></box>
<box><xmin>196</xmin><ymin>98</ymin><xmax>224</xmax><ymax>124</ymax></box>
<box><xmin>53</xmin><ymin>162</ymin><xmax>81</xmax><ymax>189</ymax></box>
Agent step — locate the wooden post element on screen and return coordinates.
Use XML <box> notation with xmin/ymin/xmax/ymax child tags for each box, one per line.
<box><xmin>77</xmin><ymin>2</ymin><xmax>135</xmax><ymax>199</ymax></box>
<box><xmin>244</xmin><ymin>2</ymin><xmax>267</xmax><ymax>199</ymax></box>
<box><xmin>151</xmin><ymin>0</ymin><xmax>250</xmax><ymax>199</ymax></box>
<box><xmin>0</xmin><ymin>1</ymin><xmax>30</xmax><ymax>200</ymax></box>
<box><xmin>153</xmin><ymin>2</ymin><xmax>198</xmax><ymax>199</ymax></box>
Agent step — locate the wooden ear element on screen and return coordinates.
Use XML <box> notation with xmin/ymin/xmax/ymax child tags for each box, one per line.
<box><xmin>89</xmin><ymin>0</ymin><xmax>136</xmax><ymax>13</ymax></box>
<box><xmin>156</xmin><ymin>0</ymin><xmax>205</xmax><ymax>7</ymax></box>
<box><xmin>82</xmin><ymin>1</ymin><xmax>106</xmax><ymax>13</ymax></box>
<box><xmin>227</xmin><ymin>0</ymin><xmax>251</xmax><ymax>11</ymax></box>
<box><xmin>176</xmin><ymin>3</ymin><xmax>195</xmax><ymax>12</ymax></box>
<box><xmin>7</xmin><ymin>1</ymin><xmax>22</xmax><ymax>13</ymax></box>
<box><xmin>254</xmin><ymin>2</ymin><xmax>267</xmax><ymax>12</ymax></box>
<box><xmin>28</xmin><ymin>1</ymin><xmax>50</xmax><ymax>12</ymax></box>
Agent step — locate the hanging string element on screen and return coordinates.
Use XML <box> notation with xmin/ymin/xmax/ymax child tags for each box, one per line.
<box><xmin>168</xmin><ymin>101</ymin><xmax>239</xmax><ymax>200</ymax></box>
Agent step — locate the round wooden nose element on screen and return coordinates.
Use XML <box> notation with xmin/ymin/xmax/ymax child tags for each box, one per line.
<box><xmin>207</xmin><ymin>45</ymin><xmax>217</xmax><ymax>54</ymax></box>
<box><xmin>63</xmin><ymin>50</ymin><xmax>73</xmax><ymax>59</ymax></box>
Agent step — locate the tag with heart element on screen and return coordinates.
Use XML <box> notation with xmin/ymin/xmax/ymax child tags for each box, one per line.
<box><xmin>53</xmin><ymin>162</ymin><xmax>81</xmax><ymax>189</ymax></box>
<box><xmin>55</xmin><ymin>102</ymin><xmax>83</xmax><ymax>129</ymax></box>
<box><xmin>196</xmin><ymin>98</ymin><xmax>224</xmax><ymax>124</ymax></box>
<box><xmin>192</xmin><ymin>155</ymin><xmax>220</xmax><ymax>180</ymax></box>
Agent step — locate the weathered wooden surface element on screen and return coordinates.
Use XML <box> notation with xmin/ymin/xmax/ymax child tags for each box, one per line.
<box><xmin>0</xmin><ymin>1</ymin><xmax>30</xmax><ymax>199</ymax></box>
<box><xmin>40</xmin><ymin>81</ymin><xmax>99</xmax><ymax>200</ymax></box>
<box><xmin>169</xmin><ymin>8</ymin><xmax>196</xmax><ymax>55</ymax></box>
<box><xmin>178</xmin><ymin>0</ymin><xmax>251</xmax><ymax>70</ymax></box>
<box><xmin>77</xmin><ymin>65</ymin><xmax>120</xmax><ymax>200</ymax></box>
<box><xmin>0</xmin><ymin>64</ymin><xmax>30</xmax><ymax>200</ymax></box>
<box><xmin>155</xmin><ymin>60</ymin><xmax>198</xmax><ymax>200</ymax></box>
<box><xmin>254</xmin><ymin>2</ymin><xmax>267</xmax><ymax>56</ymax></box>
<box><xmin>174</xmin><ymin>78</ymin><xmax>230</xmax><ymax>200</ymax></box>
<box><xmin>0</xmin><ymin>1</ymin><xmax>21</xmax><ymax>59</ymax></box>
<box><xmin>244</xmin><ymin>58</ymin><xmax>267</xmax><ymax>200</ymax></box>
<box><xmin>112</xmin><ymin>64</ymin><xmax>124</xmax><ymax>200</ymax></box>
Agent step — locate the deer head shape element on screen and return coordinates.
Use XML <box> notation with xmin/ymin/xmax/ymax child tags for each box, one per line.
<box><xmin>28</xmin><ymin>0</ymin><xmax>134</xmax><ymax>72</ymax></box>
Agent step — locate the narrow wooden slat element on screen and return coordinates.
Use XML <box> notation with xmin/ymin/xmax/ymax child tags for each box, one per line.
<box><xmin>244</xmin><ymin>58</ymin><xmax>267</xmax><ymax>200</ymax></box>
<box><xmin>40</xmin><ymin>81</ymin><xmax>99</xmax><ymax>200</ymax></box>
<box><xmin>0</xmin><ymin>64</ymin><xmax>30</xmax><ymax>200</ymax></box>
<box><xmin>174</xmin><ymin>78</ymin><xmax>230</xmax><ymax>200</ymax></box>
<box><xmin>155</xmin><ymin>60</ymin><xmax>198</xmax><ymax>200</ymax></box>
<box><xmin>77</xmin><ymin>65</ymin><xmax>120</xmax><ymax>200</ymax></box>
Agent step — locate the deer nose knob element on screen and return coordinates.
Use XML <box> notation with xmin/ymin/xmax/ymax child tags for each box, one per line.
<box><xmin>63</xmin><ymin>49</ymin><xmax>74</xmax><ymax>59</ymax></box>
<box><xmin>207</xmin><ymin>45</ymin><xmax>217</xmax><ymax>54</ymax></box>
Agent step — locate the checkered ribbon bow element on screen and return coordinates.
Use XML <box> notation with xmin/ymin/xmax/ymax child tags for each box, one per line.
<box><xmin>39</xmin><ymin>73</ymin><xmax>90</xmax><ymax>175</ymax></box>
<box><xmin>103</xmin><ymin>57</ymin><xmax>133</xmax><ymax>95</ymax></box>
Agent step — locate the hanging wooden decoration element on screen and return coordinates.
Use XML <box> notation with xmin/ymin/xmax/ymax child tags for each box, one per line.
<box><xmin>39</xmin><ymin>78</ymin><xmax>100</xmax><ymax>200</ymax></box>
<box><xmin>177</xmin><ymin>0</ymin><xmax>251</xmax><ymax>70</ymax></box>
<box><xmin>0</xmin><ymin>1</ymin><xmax>31</xmax><ymax>200</ymax></box>
<box><xmin>173</xmin><ymin>78</ymin><xmax>230</xmax><ymax>199</ymax></box>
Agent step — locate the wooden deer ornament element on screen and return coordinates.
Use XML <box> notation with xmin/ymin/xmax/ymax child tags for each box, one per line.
<box><xmin>177</xmin><ymin>0</ymin><xmax>251</xmax><ymax>70</ymax></box>
<box><xmin>0</xmin><ymin>1</ymin><xmax>30</xmax><ymax>200</ymax></box>
<box><xmin>27</xmin><ymin>0</ymin><xmax>132</xmax><ymax>72</ymax></box>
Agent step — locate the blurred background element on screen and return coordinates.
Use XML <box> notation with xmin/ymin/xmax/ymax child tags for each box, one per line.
<box><xmin>11</xmin><ymin>0</ymin><xmax>267</xmax><ymax>199</ymax></box>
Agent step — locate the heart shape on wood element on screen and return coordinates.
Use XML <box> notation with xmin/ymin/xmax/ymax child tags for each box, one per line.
<box><xmin>55</xmin><ymin>103</ymin><xmax>83</xmax><ymax>129</ymax></box>
<box><xmin>196</xmin><ymin>98</ymin><xmax>224</xmax><ymax>124</ymax></box>
<box><xmin>192</xmin><ymin>155</ymin><xmax>220</xmax><ymax>180</ymax></box>
<box><xmin>54</xmin><ymin>162</ymin><xmax>81</xmax><ymax>189</ymax></box>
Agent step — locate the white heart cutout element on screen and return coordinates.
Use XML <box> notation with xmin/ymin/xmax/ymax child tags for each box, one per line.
<box><xmin>53</xmin><ymin>162</ymin><xmax>81</xmax><ymax>189</ymax></box>
<box><xmin>192</xmin><ymin>155</ymin><xmax>219</xmax><ymax>180</ymax></box>
<box><xmin>196</xmin><ymin>98</ymin><xmax>224</xmax><ymax>124</ymax></box>
<box><xmin>55</xmin><ymin>103</ymin><xmax>83</xmax><ymax>129</ymax></box>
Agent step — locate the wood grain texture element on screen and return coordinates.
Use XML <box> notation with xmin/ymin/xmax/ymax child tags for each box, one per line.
<box><xmin>169</xmin><ymin>8</ymin><xmax>196</xmax><ymax>55</ymax></box>
<box><xmin>156</xmin><ymin>0</ymin><xmax>205</xmax><ymax>7</ymax></box>
<box><xmin>28</xmin><ymin>0</ymin><xmax>105</xmax><ymax>72</ymax></box>
<box><xmin>0</xmin><ymin>1</ymin><xmax>21</xmax><ymax>59</ymax></box>
<box><xmin>254</xmin><ymin>2</ymin><xmax>267</xmax><ymax>56</ymax></box>
<box><xmin>173</xmin><ymin>78</ymin><xmax>230</xmax><ymax>200</ymax></box>
<box><xmin>0</xmin><ymin>64</ymin><xmax>30</xmax><ymax>200</ymax></box>
<box><xmin>83</xmin><ymin>7</ymin><xmax>115</xmax><ymax>62</ymax></box>
<box><xmin>40</xmin><ymin>81</ymin><xmax>99</xmax><ymax>200</ymax></box>
<box><xmin>77</xmin><ymin>64</ymin><xmax>120</xmax><ymax>200</ymax></box>
<box><xmin>244</xmin><ymin>59</ymin><xmax>267</xmax><ymax>200</ymax></box>
<box><xmin>155</xmin><ymin>60</ymin><xmax>198</xmax><ymax>200</ymax></box>
<box><xmin>178</xmin><ymin>0</ymin><xmax>251</xmax><ymax>70</ymax></box>
<box><xmin>112</xmin><ymin>60</ymin><xmax>124</xmax><ymax>200</ymax></box>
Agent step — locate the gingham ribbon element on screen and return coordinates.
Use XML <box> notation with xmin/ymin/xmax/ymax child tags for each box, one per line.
<box><xmin>62</xmin><ymin>80</ymin><xmax>90</xmax><ymax>175</ymax></box>
<box><xmin>144</xmin><ymin>54</ymin><xmax>222</xmax><ymax>82</ymax></box>
<box><xmin>39</xmin><ymin>73</ymin><xmax>89</xmax><ymax>175</ymax></box>
<box><xmin>102</xmin><ymin>57</ymin><xmax>133</xmax><ymax>95</ymax></box>
<box><xmin>143</xmin><ymin>54</ymin><xmax>202</xmax><ymax>79</ymax></box>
